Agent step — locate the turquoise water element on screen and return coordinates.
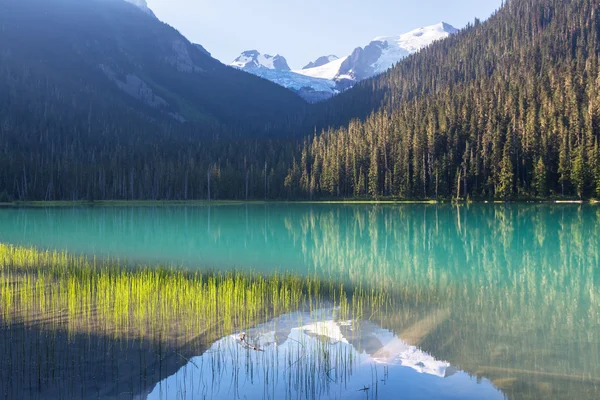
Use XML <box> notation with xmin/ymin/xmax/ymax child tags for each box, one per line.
<box><xmin>1</xmin><ymin>204</ymin><xmax>599</xmax><ymax>399</ymax></box>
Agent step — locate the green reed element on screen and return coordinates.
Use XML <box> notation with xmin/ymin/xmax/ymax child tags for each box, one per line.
<box><xmin>0</xmin><ymin>243</ymin><xmax>392</xmax><ymax>345</ymax></box>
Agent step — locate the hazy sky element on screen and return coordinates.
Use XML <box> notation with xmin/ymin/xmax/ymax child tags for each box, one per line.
<box><xmin>146</xmin><ymin>0</ymin><xmax>504</xmax><ymax>69</ymax></box>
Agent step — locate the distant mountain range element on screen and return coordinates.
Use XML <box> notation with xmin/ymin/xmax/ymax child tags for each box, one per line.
<box><xmin>0</xmin><ymin>0</ymin><xmax>307</xmax><ymax>133</ymax></box>
<box><xmin>229</xmin><ymin>23</ymin><xmax>458</xmax><ymax>102</ymax></box>
<box><xmin>121</xmin><ymin>0</ymin><xmax>457</xmax><ymax>103</ymax></box>
<box><xmin>2</xmin><ymin>0</ymin><xmax>599</xmax><ymax>202</ymax></box>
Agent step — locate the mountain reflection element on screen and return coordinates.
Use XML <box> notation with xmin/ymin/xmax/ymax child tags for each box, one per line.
<box><xmin>281</xmin><ymin>204</ymin><xmax>600</xmax><ymax>399</ymax></box>
<box><xmin>1</xmin><ymin>204</ymin><xmax>599</xmax><ymax>399</ymax></box>
<box><xmin>149</xmin><ymin>309</ymin><xmax>500</xmax><ymax>400</ymax></box>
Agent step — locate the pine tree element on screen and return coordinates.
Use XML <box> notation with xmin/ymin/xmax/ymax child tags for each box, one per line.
<box><xmin>533</xmin><ymin>157</ymin><xmax>548</xmax><ymax>197</ymax></box>
<box><xmin>357</xmin><ymin>168</ymin><xmax>366</xmax><ymax>197</ymax></box>
<box><xmin>368</xmin><ymin>147</ymin><xmax>380</xmax><ymax>198</ymax></box>
<box><xmin>571</xmin><ymin>144</ymin><xmax>587</xmax><ymax>199</ymax></box>
<box><xmin>497</xmin><ymin>140</ymin><xmax>514</xmax><ymax>199</ymax></box>
<box><xmin>595</xmin><ymin>145</ymin><xmax>600</xmax><ymax>199</ymax></box>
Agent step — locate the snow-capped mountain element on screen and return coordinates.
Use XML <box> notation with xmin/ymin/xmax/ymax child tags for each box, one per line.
<box><xmin>231</xmin><ymin>22</ymin><xmax>457</xmax><ymax>102</ymax></box>
<box><xmin>295</xmin><ymin>56</ymin><xmax>347</xmax><ymax>81</ymax></box>
<box><xmin>124</xmin><ymin>0</ymin><xmax>156</xmax><ymax>17</ymax></box>
<box><xmin>231</xmin><ymin>50</ymin><xmax>291</xmax><ymax>71</ymax></box>
<box><xmin>234</xmin><ymin>310</ymin><xmax>456</xmax><ymax>378</ymax></box>
<box><xmin>238</xmin><ymin>68</ymin><xmax>337</xmax><ymax>103</ymax></box>
<box><xmin>231</xmin><ymin>50</ymin><xmax>337</xmax><ymax>102</ymax></box>
<box><xmin>303</xmin><ymin>55</ymin><xmax>339</xmax><ymax>70</ymax></box>
<box><xmin>297</xmin><ymin>22</ymin><xmax>458</xmax><ymax>83</ymax></box>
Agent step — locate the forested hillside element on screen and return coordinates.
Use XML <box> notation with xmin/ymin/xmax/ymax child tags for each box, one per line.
<box><xmin>1</xmin><ymin>0</ymin><xmax>599</xmax><ymax>201</ymax></box>
<box><xmin>0</xmin><ymin>0</ymin><xmax>309</xmax><ymax>201</ymax></box>
<box><xmin>290</xmin><ymin>0</ymin><xmax>600</xmax><ymax>200</ymax></box>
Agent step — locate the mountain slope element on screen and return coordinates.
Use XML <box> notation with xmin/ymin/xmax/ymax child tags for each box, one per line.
<box><xmin>297</xmin><ymin>23</ymin><xmax>458</xmax><ymax>84</ymax></box>
<box><xmin>230</xmin><ymin>50</ymin><xmax>338</xmax><ymax>102</ymax></box>
<box><xmin>0</xmin><ymin>0</ymin><xmax>307</xmax><ymax>134</ymax></box>
<box><xmin>237</xmin><ymin>68</ymin><xmax>338</xmax><ymax>103</ymax></box>
<box><xmin>287</xmin><ymin>0</ymin><xmax>600</xmax><ymax>200</ymax></box>
<box><xmin>231</xmin><ymin>50</ymin><xmax>291</xmax><ymax>71</ymax></box>
<box><xmin>124</xmin><ymin>0</ymin><xmax>155</xmax><ymax>16</ymax></box>
<box><xmin>0</xmin><ymin>0</ymin><xmax>309</xmax><ymax>201</ymax></box>
<box><xmin>231</xmin><ymin>23</ymin><xmax>457</xmax><ymax>102</ymax></box>
<box><xmin>303</xmin><ymin>55</ymin><xmax>339</xmax><ymax>70</ymax></box>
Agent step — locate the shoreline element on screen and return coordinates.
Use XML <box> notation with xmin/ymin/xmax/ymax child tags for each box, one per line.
<box><xmin>0</xmin><ymin>199</ymin><xmax>598</xmax><ymax>207</ymax></box>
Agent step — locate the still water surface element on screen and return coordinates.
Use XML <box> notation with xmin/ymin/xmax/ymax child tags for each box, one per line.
<box><xmin>1</xmin><ymin>204</ymin><xmax>599</xmax><ymax>399</ymax></box>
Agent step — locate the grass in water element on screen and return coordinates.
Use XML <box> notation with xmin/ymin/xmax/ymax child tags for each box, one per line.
<box><xmin>0</xmin><ymin>243</ymin><xmax>398</xmax><ymax>398</ymax></box>
<box><xmin>0</xmin><ymin>243</ymin><xmax>392</xmax><ymax>345</ymax></box>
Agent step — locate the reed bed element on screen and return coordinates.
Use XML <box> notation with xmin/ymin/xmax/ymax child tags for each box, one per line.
<box><xmin>0</xmin><ymin>243</ymin><xmax>393</xmax><ymax>346</ymax></box>
<box><xmin>0</xmin><ymin>243</ymin><xmax>400</xmax><ymax>398</ymax></box>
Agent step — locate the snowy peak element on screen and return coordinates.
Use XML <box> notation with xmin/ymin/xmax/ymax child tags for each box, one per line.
<box><xmin>231</xmin><ymin>50</ymin><xmax>291</xmax><ymax>71</ymax></box>
<box><xmin>295</xmin><ymin>56</ymin><xmax>348</xmax><ymax>81</ymax></box>
<box><xmin>367</xmin><ymin>22</ymin><xmax>457</xmax><ymax>76</ymax></box>
<box><xmin>303</xmin><ymin>55</ymin><xmax>339</xmax><ymax>70</ymax></box>
<box><xmin>298</xmin><ymin>22</ymin><xmax>458</xmax><ymax>83</ymax></box>
<box><xmin>231</xmin><ymin>50</ymin><xmax>333</xmax><ymax>102</ymax></box>
<box><xmin>124</xmin><ymin>0</ymin><xmax>155</xmax><ymax>17</ymax></box>
<box><xmin>227</xmin><ymin>22</ymin><xmax>456</xmax><ymax>103</ymax></box>
<box><xmin>373</xmin><ymin>22</ymin><xmax>458</xmax><ymax>54</ymax></box>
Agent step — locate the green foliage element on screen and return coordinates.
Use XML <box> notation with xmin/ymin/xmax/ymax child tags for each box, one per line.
<box><xmin>2</xmin><ymin>0</ymin><xmax>600</xmax><ymax>201</ymax></box>
<box><xmin>0</xmin><ymin>0</ymin><xmax>307</xmax><ymax>201</ymax></box>
<box><xmin>289</xmin><ymin>0</ymin><xmax>600</xmax><ymax>200</ymax></box>
<box><xmin>0</xmin><ymin>244</ymin><xmax>393</xmax><ymax>342</ymax></box>
<box><xmin>595</xmin><ymin>143</ymin><xmax>600</xmax><ymax>199</ymax></box>
<box><xmin>497</xmin><ymin>140</ymin><xmax>514</xmax><ymax>200</ymax></box>
<box><xmin>533</xmin><ymin>158</ymin><xmax>548</xmax><ymax>198</ymax></box>
<box><xmin>572</xmin><ymin>145</ymin><xmax>588</xmax><ymax>199</ymax></box>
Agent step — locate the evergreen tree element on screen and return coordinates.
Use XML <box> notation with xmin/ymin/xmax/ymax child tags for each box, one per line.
<box><xmin>571</xmin><ymin>145</ymin><xmax>587</xmax><ymax>199</ymax></box>
<box><xmin>497</xmin><ymin>141</ymin><xmax>514</xmax><ymax>199</ymax></box>
<box><xmin>533</xmin><ymin>157</ymin><xmax>548</xmax><ymax>198</ymax></box>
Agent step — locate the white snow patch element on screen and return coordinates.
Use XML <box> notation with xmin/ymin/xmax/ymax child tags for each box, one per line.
<box><xmin>370</xmin><ymin>335</ymin><xmax>452</xmax><ymax>377</ymax></box>
<box><xmin>372</xmin><ymin>22</ymin><xmax>457</xmax><ymax>74</ymax></box>
<box><xmin>231</xmin><ymin>52</ymin><xmax>280</xmax><ymax>70</ymax></box>
<box><xmin>301</xmin><ymin>320</ymin><xmax>351</xmax><ymax>344</ymax></box>
<box><xmin>256</xmin><ymin>53</ymin><xmax>275</xmax><ymax>69</ymax></box>
<box><xmin>294</xmin><ymin>56</ymin><xmax>348</xmax><ymax>80</ymax></box>
<box><xmin>241</xmin><ymin>68</ymin><xmax>337</xmax><ymax>93</ymax></box>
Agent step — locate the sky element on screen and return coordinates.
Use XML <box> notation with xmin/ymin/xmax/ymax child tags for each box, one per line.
<box><xmin>146</xmin><ymin>0</ymin><xmax>504</xmax><ymax>70</ymax></box>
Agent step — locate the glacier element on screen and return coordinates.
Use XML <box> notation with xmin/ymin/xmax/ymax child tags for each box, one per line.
<box><xmin>230</xmin><ymin>22</ymin><xmax>458</xmax><ymax>102</ymax></box>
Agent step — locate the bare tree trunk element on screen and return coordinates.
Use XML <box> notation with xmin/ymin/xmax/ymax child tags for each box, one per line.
<box><xmin>456</xmin><ymin>168</ymin><xmax>461</xmax><ymax>202</ymax></box>
<box><xmin>207</xmin><ymin>167</ymin><xmax>211</xmax><ymax>201</ymax></box>
<box><xmin>435</xmin><ymin>167</ymin><xmax>439</xmax><ymax>199</ymax></box>
<box><xmin>184</xmin><ymin>171</ymin><xmax>188</xmax><ymax>201</ymax></box>
<box><xmin>130</xmin><ymin>168</ymin><xmax>135</xmax><ymax>201</ymax></box>
<box><xmin>245</xmin><ymin>170</ymin><xmax>249</xmax><ymax>200</ymax></box>
<box><xmin>464</xmin><ymin>167</ymin><xmax>468</xmax><ymax>199</ymax></box>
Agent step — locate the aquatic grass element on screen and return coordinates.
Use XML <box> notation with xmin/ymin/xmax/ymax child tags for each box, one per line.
<box><xmin>0</xmin><ymin>242</ymin><xmax>402</xmax><ymax>399</ymax></box>
<box><xmin>0</xmin><ymin>244</ymin><xmax>393</xmax><ymax>347</ymax></box>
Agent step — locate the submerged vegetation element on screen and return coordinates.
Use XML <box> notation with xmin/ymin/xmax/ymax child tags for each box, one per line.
<box><xmin>0</xmin><ymin>243</ymin><xmax>396</xmax><ymax>399</ymax></box>
<box><xmin>1</xmin><ymin>204</ymin><xmax>600</xmax><ymax>398</ymax></box>
<box><xmin>0</xmin><ymin>244</ymin><xmax>393</xmax><ymax>343</ymax></box>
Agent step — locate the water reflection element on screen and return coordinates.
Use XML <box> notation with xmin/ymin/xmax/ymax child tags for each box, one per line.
<box><xmin>1</xmin><ymin>204</ymin><xmax>600</xmax><ymax>399</ymax></box>
<box><xmin>149</xmin><ymin>310</ymin><xmax>503</xmax><ymax>400</ymax></box>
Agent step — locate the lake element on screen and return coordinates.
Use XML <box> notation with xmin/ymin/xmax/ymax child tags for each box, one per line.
<box><xmin>1</xmin><ymin>204</ymin><xmax>599</xmax><ymax>399</ymax></box>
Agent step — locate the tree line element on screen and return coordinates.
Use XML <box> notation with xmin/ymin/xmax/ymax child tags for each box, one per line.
<box><xmin>286</xmin><ymin>0</ymin><xmax>600</xmax><ymax>200</ymax></box>
<box><xmin>1</xmin><ymin>0</ymin><xmax>599</xmax><ymax>201</ymax></box>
